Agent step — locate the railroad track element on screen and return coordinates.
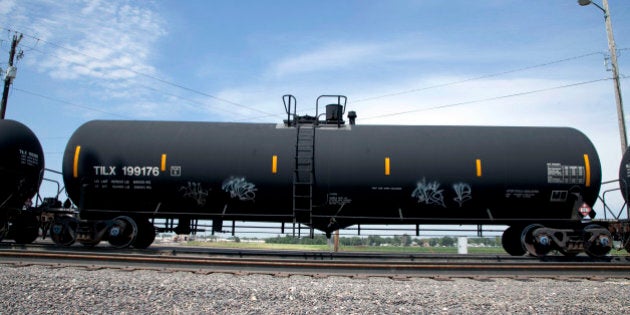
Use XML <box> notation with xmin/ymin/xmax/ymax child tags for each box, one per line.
<box><xmin>2</xmin><ymin>242</ymin><xmax>629</xmax><ymax>280</ymax></box>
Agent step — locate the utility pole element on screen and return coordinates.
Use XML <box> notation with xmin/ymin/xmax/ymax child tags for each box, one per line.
<box><xmin>579</xmin><ymin>0</ymin><xmax>627</xmax><ymax>154</ymax></box>
<box><xmin>602</xmin><ymin>0</ymin><xmax>627</xmax><ymax>154</ymax></box>
<box><xmin>0</xmin><ymin>32</ymin><xmax>23</xmax><ymax>119</ymax></box>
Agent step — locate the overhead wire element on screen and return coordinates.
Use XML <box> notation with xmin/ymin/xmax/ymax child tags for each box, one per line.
<box><xmin>352</xmin><ymin>52</ymin><xmax>606</xmax><ymax>104</ymax></box>
<box><xmin>13</xmin><ymin>87</ymin><xmax>130</xmax><ymax>118</ymax></box>
<box><xmin>360</xmin><ymin>77</ymin><xmax>613</xmax><ymax>121</ymax></box>
<box><xmin>3</xmin><ymin>26</ymin><xmax>627</xmax><ymax>122</ymax></box>
<box><xmin>1</xmin><ymin>27</ymin><xmax>281</xmax><ymax>119</ymax></box>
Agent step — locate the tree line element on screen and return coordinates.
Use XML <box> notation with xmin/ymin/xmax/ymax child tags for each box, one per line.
<box><xmin>263</xmin><ymin>234</ymin><xmax>501</xmax><ymax>247</ymax></box>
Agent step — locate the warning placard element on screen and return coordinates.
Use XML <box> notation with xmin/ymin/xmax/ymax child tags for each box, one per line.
<box><xmin>579</xmin><ymin>203</ymin><xmax>591</xmax><ymax>216</ymax></box>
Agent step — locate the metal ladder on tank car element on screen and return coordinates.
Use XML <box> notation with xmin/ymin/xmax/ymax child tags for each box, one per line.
<box><xmin>292</xmin><ymin>120</ymin><xmax>316</xmax><ymax>238</ymax></box>
<box><xmin>284</xmin><ymin>94</ymin><xmax>347</xmax><ymax>238</ymax></box>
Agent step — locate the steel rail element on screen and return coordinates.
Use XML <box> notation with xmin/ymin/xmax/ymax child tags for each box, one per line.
<box><xmin>1</xmin><ymin>249</ymin><xmax>629</xmax><ymax>279</ymax></box>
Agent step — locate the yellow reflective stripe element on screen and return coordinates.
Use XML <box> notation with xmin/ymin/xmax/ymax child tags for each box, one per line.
<box><xmin>272</xmin><ymin>155</ymin><xmax>278</xmax><ymax>174</ymax></box>
<box><xmin>385</xmin><ymin>157</ymin><xmax>390</xmax><ymax>176</ymax></box>
<box><xmin>584</xmin><ymin>154</ymin><xmax>591</xmax><ymax>187</ymax></box>
<box><xmin>476</xmin><ymin>159</ymin><xmax>482</xmax><ymax>177</ymax></box>
<box><xmin>161</xmin><ymin>154</ymin><xmax>167</xmax><ymax>171</ymax></box>
<box><xmin>73</xmin><ymin>146</ymin><xmax>81</xmax><ymax>178</ymax></box>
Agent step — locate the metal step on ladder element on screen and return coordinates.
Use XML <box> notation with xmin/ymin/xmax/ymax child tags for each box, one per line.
<box><xmin>293</xmin><ymin>121</ymin><xmax>315</xmax><ymax>237</ymax></box>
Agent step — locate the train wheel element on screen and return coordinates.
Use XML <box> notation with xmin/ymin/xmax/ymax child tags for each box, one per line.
<box><xmin>0</xmin><ymin>219</ymin><xmax>8</xmax><ymax>241</ymax></box>
<box><xmin>583</xmin><ymin>224</ymin><xmax>612</xmax><ymax>258</ymax></box>
<box><xmin>501</xmin><ymin>226</ymin><xmax>526</xmax><ymax>256</ymax></box>
<box><xmin>107</xmin><ymin>216</ymin><xmax>137</xmax><ymax>248</ymax></box>
<box><xmin>521</xmin><ymin>224</ymin><xmax>552</xmax><ymax>257</ymax></box>
<box><xmin>13</xmin><ymin>214</ymin><xmax>40</xmax><ymax>244</ymax></box>
<box><xmin>50</xmin><ymin>217</ymin><xmax>78</xmax><ymax>246</ymax></box>
<box><xmin>132</xmin><ymin>219</ymin><xmax>156</xmax><ymax>249</ymax></box>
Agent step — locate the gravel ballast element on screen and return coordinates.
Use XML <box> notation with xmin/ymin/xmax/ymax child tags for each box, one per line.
<box><xmin>1</xmin><ymin>264</ymin><xmax>628</xmax><ymax>314</ymax></box>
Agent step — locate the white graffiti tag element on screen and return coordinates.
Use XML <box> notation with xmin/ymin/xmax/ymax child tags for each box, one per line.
<box><xmin>179</xmin><ymin>181</ymin><xmax>209</xmax><ymax>206</ymax></box>
<box><xmin>222</xmin><ymin>177</ymin><xmax>257</xmax><ymax>201</ymax></box>
<box><xmin>452</xmin><ymin>183</ymin><xmax>472</xmax><ymax>207</ymax></box>
<box><xmin>411</xmin><ymin>178</ymin><xmax>446</xmax><ymax>208</ymax></box>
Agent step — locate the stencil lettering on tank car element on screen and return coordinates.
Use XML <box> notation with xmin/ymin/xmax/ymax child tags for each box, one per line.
<box><xmin>550</xmin><ymin>190</ymin><xmax>568</xmax><ymax>202</ymax></box>
<box><xmin>19</xmin><ymin>149</ymin><xmax>39</xmax><ymax>167</ymax></box>
<box><xmin>132</xmin><ymin>180</ymin><xmax>151</xmax><ymax>190</ymax></box>
<box><xmin>505</xmin><ymin>189</ymin><xmax>539</xmax><ymax>199</ymax></box>
<box><xmin>371</xmin><ymin>186</ymin><xmax>403</xmax><ymax>191</ymax></box>
<box><xmin>411</xmin><ymin>178</ymin><xmax>446</xmax><ymax>208</ymax></box>
<box><xmin>452</xmin><ymin>183</ymin><xmax>472</xmax><ymax>207</ymax></box>
<box><xmin>179</xmin><ymin>181</ymin><xmax>209</xmax><ymax>206</ymax></box>
<box><xmin>327</xmin><ymin>193</ymin><xmax>352</xmax><ymax>206</ymax></box>
<box><xmin>93</xmin><ymin>165</ymin><xmax>117</xmax><ymax>176</ymax></box>
<box><xmin>222</xmin><ymin>177</ymin><xmax>257</xmax><ymax>201</ymax></box>
<box><xmin>547</xmin><ymin>163</ymin><xmax>585</xmax><ymax>184</ymax></box>
<box><xmin>170</xmin><ymin>166</ymin><xmax>182</xmax><ymax>177</ymax></box>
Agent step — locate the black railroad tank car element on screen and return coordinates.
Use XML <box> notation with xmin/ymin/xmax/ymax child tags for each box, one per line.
<box><xmin>619</xmin><ymin>147</ymin><xmax>630</xmax><ymax>201</ymax></box>
<box><xmin>0</xmin><ymin>119</ymin><xmax>45</xmax><ymax>211</ymax></box>
<box><xmin>0</xmin><ymin>119</ymin><xmax>45</xmax><ymax>243</ymax></box>
<box><xmin>62</xmin><ymin>120</ymin><xmax>601</xmax><ymax>232</ymax></box>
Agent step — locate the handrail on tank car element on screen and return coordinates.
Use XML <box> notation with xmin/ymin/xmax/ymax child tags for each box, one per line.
<box><xmin>597</xmin><ymin>178</ymin><xmax>628</xmax><ymax>220</ymax></box>
<box><xmin>35</xmin><ymin>168</ymin><xmax>67</xmax><ymax>208</ymax></box>
<box><xmin>316</xmin><ymin>95</ymin><xmax>347</xmax><ymax>127</ymax></box>
<box><xmin>282</xmin><ymin>94</ymin><xmax>297</xmax><ymax>126</ymax></box>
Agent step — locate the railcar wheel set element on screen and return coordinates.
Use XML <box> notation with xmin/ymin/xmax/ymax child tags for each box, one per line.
<box><xmin>1</xmin><ymin>95</ymin><xmax>629</xmax><ymax>257</ymax></box>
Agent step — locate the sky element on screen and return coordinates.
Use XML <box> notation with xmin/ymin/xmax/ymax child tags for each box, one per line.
<box><xmin>0</xmin><ymin>0</ymin><xmax>629</xmax><ymax>221</ymax></box>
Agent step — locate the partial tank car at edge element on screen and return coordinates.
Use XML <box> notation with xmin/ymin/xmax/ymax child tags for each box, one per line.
<box><xmin>0</xmin><ymin>119</ymin><xmax>45</xmax><ymax>243</ymax></box>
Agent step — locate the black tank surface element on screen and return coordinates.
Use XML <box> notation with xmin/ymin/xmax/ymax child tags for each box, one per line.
<box><xmin>619</xmin><ymin>147</ymin><xmax>630</xmax><ymax>202</ymax></box>
<box><xmin>62</xmin><ymin>120</ymin><xmax>600</xmax><ymax>230</ymax></box>
<box><xmin>0</xmin><ymin>119</ymin><xmax>45</xmax><ymax>211</ymax></box>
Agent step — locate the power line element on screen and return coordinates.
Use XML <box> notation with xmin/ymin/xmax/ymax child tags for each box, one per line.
<box><xmin>1</xmin><ymin>27</ymin><xmax>280</xmax><ymax>119</ymax></box>
<box><xmin>353</xmin><ymin>52</ymin><xmax>606</xmax><ymax>104</ymax></box>
<box><xmin>13</xmin><ymin>87</ymin><xmax>130</xmax><ymax>118</ymax></box>
<box><xmin>361</xmin><ymin>77</ymin><xmax>612</xmax><ymax>121</ymax></box>
<box><xmin>132</xmin><ymin>81</ymin><xmax>246</xmax><ymax>118</ymax></box>
<box><xmin>3</xmin><ymin>26</ymin><xmax>626</xmax><ymax>122</ymax></box>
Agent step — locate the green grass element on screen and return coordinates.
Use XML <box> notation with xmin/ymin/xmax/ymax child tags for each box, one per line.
<box><xmin>185</xmin><ymin>241</ymin><xmax>330</xmax><ymax>251</ymax></box>
<box><xmin>184</xmin><ymin>241</ymin><xmax>630</xmax><ymax>256</ymax></box>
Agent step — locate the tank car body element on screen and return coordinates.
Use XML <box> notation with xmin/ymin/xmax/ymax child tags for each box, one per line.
<box><xmin>61</xmin><ymin>104</ymin><xmax>605</xmax><ymax>253</ymax></box>
<box><xmin>0</xmin><ymin>119</ymin><xmax>45</xmax><ymax>242</ymax></box>
<box><xmin>0</xmin><ymin>119</ymin><xmax>45</xmax><ymax>209</ymax></box>
<box><xmin>619</xmin><ymin>148</ymin><xmax>630</xmax><ymax>202</ymax></box>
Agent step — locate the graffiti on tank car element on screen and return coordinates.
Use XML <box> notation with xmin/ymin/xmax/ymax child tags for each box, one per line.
<box><xmin>452</xmin><ymin>183</ymin><xmax>472</xmax><ymax>207</ymax></box>
<box><xmin>179</xmin><ymin>181</ymin><xmax>209</xmax><ymax>206</ymax></box>
<box><xmin>222</xmin><ymin>177</ymin><xmax>257</xmax><ymax>201</ymax></box>
<box><xmin>411</xmin><ymin>178</ymin><xmax>446</xmax><ymax>208</ymax></box>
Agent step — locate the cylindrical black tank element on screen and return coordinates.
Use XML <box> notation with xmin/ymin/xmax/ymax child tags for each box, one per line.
<box><xmin>618</xmin><ymin>147</ymin><xmax>630</xmax><ymax>202</ymax></box>
<box><xmin>0</xmin><ymin>119</ymin><xmax>45</xmax><ymax>211</ymax></box>
<box><xmin>63</xmin><ymin>120</ymin><xmax>600</xmax><ymax>230</ymax></box>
